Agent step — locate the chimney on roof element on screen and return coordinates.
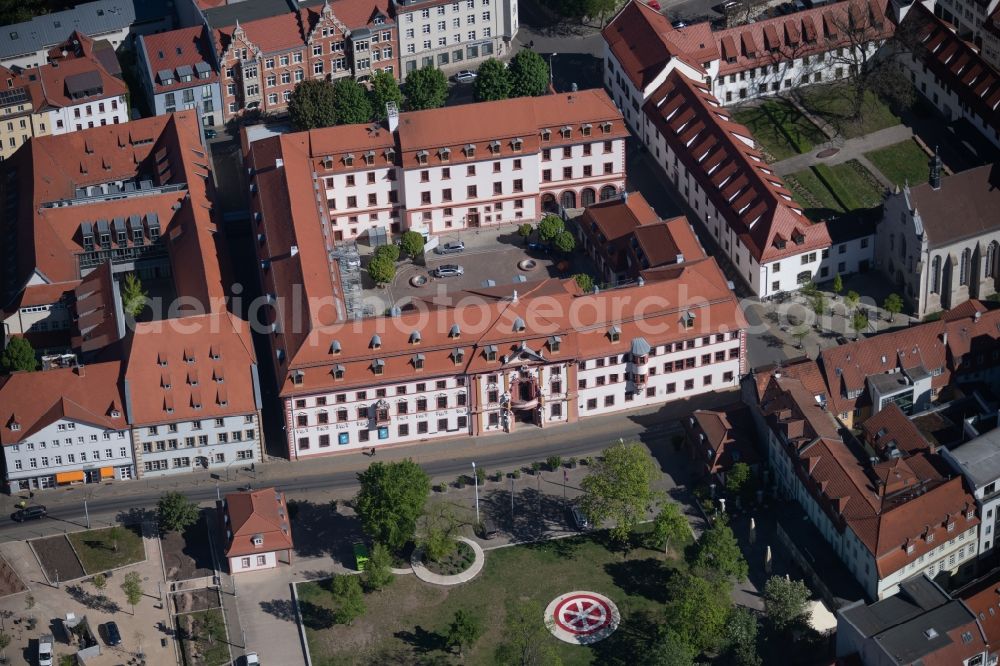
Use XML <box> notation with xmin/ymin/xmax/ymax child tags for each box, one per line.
<box><xmin>975</xmin><ymin>310</ymin><xmax>982</xmax><ymax>322</ymax></box>
<box><xmin>290</xmin><ymin>245</ymin><xmax>299</xmax><ymax>257</ymax></box>
<box><xmin>621</xmin><ymin>190</ymin><xmax>628</xmax><ymax>202</ymax></box>
<box><xmin>638</xmin><ymin>276</ymin><xmax>644</xmax><ymax>287</ymax></box>
<box><xmin>929</xmin><ymin>146</ymin><xmax>942</xmax><ymax>190</ymax></box>
<box><xmin>386</xmin><ymin>101</ymin><xmax>399</xmax><ymax>133</ymax></box>
<box><xmin>512</xmin><ymin>289</ymin><xmax>518</xmax><ymax>303</ymax></box>
<box><xmin>74</xmin><ymin>361</ymin><xmax>85</xmax><ymax>377</ymax></box>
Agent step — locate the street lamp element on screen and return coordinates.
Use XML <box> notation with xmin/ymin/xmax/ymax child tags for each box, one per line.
<box><xmin>472</xmin><ymin>462</ymin><xmax>480</xmax><ymax>526</ymax></box>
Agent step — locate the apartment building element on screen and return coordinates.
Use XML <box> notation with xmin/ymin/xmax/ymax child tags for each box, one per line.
<box><xmin>222</xmin><ymin>488</ymin><xmax>294</xmax><ymax>573</ymax></box>
<box><xmin>138</xmin><ymin>26</ymin><xmax>222</xmax><ymax>129</ymax></box>
<box><xmin>212</xmin><ymin>0</ymin><xmax>397</xmax><ymax>122</ymax></box>
<box><xmin>31</xmin><ymin>48</ymin><xmax>129</xmax><ymax>134</ymax></box>
<box><xmin>394</xmin><ymin>0</ymin><xmax>518</xmax><ymax>74</ymax></box>
<box><xmin>124</xmin><ymin>312</ymin><xmax>264</xmax><ymax>478</ymax></box>
<box><xmin>0</xmin><ymin>0</ymin><xmax>175</xmax><ymax>70</ymax></box>
<box><xmin>935</xmin><ymin>0</ymin><xmax>1000</xmax><ymax>44</ymax></box>
<box><xmin>984</xmin><ymin>7</ymin><xmax>1000</xmax><ymax>67</ymax></box>
<box><xmin>942</xmin><ymin>428</ymin><xmax>1000</xmax><ymax>560</ymax></box>
<box><xmin>0</xmin><ymin>361</ymin><xmax>135</xmax><ymax>493</ymax></box>
<box><xmin>683</xmin><ymin>403</ymin><xmax>760</xmax><ymax>487</ymax></box>
<box><xmin>0</xmin><ymin>67</ymin><xmax>44</xmax><ymax>162</ymax></box>
<box><xmin>752</xmin><ymin>359</ymin><xmax>980</xmax><ymax>600</ymax></box>
<box><xmin>245</xmin><ymin>89</ymin><xmax>626</xmax><ymax>242</ymax></box>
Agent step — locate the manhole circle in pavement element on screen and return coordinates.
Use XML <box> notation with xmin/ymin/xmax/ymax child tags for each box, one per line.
<box><xmin>545</xmin><ymin>591</ymin><xmax>620</xmax><ymax>644</ymax></box>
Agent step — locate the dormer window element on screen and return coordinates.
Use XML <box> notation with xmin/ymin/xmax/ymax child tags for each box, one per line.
<box><xmin>291</xmin><ymin>370</ymin><xmax>304</xmax><ymax>385</ymax></box>
<box><xmin>343</xmin><ymin>153</ymin><xmax>354</xmax><ymax>166</ymax></box>
<box><xmin>372</xmin><ymin>359</ymin><xmax>384</xmax><ymax>375</ymax></box>
<box><xmin>9</xmin><ymin>422</ymin><xmax>20</xmax><ymax>432</ymax></box>
<box><xmin>582</xmin><ymin>124</ymin><xmax>592</xmax><ymax>137</ymax></box>
<box><xmin>416</xmin><ymin>150</ymin><xmax>429</xmax><ymax>165</ymax></box>
<box><xmin>364</xmin><ymin>151</ymin><xmax>375</xmax><ymax>166</ymax></box>
<box><xmin>513</xmin><ymin>317</ymin><xmax>526</xmax><ymax>332</ymax></box>
<box><xmin>947</xmin><ymin>521</ymin><xmax>955</xmax><ymax>532</ymax></box>
<box><xmin>609</xmin><ymin>325</ymin><xmax>621</xmax><ymax>343</ymax></box>
<box><xmin>600</xmin><ymin>122</ymin><xmax>612</xmax><ymax>134</ymax></box>
<box><xmin>333</xmin><ymin>364</ymin><xmax>345</xmax><ymax>380</ymax></box>
<box><xmin>157</xmin><ymin>352</ymin><xmax>168</xmax><ymax>367</ymax></box>
<box><xmin>682</xmin><ymin>311</ymin><xmax>696</xmax><ymax>328</ymax></box>
<box><xmin>549</xmin><ymin>335</ymin><xmax>561</xmax><ymax>352</ymax></box>
<box><xmin>449</xmin><ymin>324</ymin><xmax>461</xmax><ymax>338</ymax></box>
<box><xmin>410</xmin><ymin>331</ymin><xmax>421</xmax><ymax>344</ymax></box>
<box><xmin>511</xmin><ymin>137</ymin><xmax>523</xmax><ymax>151</ymax></box>
<box><xmin>252</xmin><ymin>534</ymin><xmax>264</xmax><ymax>547</ymax></box>
<box><xmin>438</xmin><ymin>147</ymin><xmax>451</xmax><ymax>161</ymax></box>
<box><xmin>926</xmin><ymin>532</ymin><xmax>935</xmax><ymax>544</ymax></box>
<box><xmin>967</xmin><ymin>509</ymin><xmax>975</xmax><ymax>520</ymax></box>
<box><xmin>560</xmin><ymin>126</ymin><xmax>571</xmax><ymax>138</ymax></box>
<box><xmin>464</xmin><ymin>143</ymin><xmax>476</xmax><ymax>157</ymax></box>
<box><xmin>210</xmin><ymin>345</ymin><xmax>221</xmax><ymax>360</ymax></box>
<box><xmin>371</xmin><ymin>334</ymin><xmax>382</xmax><ymax>349</ymax></box>
<box><xmin>484</xmin><ymin>345</ymin><xmax>497</xmax><ymax>362</ymax></box>
<box><xmin>384</xmin><ymin>147</ymin><xmax>396</xmax><ymax>163</ymax></box>
<box><xmin>541</xmin><ymin>128</ymin><xmax>551</xmax><ymax>141</ymax></box>
<box><xmin>322</xmin><ymin>155</ymin><xmax>334</xmax><ymax>169</ymax></box>
<box><xmin>330</xmin><ymin>340</ymin><xmax>342</xmax><ymax>354</ymax></box>
<box><xmin>452</xmin><ymin>348</ymin><xmax>465</xmax><ymax>365</ymax></box>
<box><xmin>413</xmin><ymin>353</ymin><xmax>424</xmax><ymax>370</ymax></box>
<box><xmin>488</xmin><ymin>140</ymin><xmax>501</xmax><ymax>154</ymax></box>
<box><xmin>906</xmin><ymin>543</ymin><xmax>915</xmax><ymax>554</ymax></box>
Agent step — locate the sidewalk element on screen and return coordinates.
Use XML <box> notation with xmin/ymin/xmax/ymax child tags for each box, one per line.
<box><xmin>770</xmin><ymin>124</ymin><xmax>913</xmax><ymax>185</ymax></box>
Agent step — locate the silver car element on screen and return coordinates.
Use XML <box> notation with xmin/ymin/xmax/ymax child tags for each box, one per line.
<box><xmin>435</xmin><ymin>241</ymin><xmax>465</xmax><ymax>255</ymax></box>
<box><xmin>453</xmin><ymin>70</ymin><xmax>477</xmax><ymax>83</ymax></box>
<box><xmin>433</xmin><ymin>264</ymin><xmax>464</xmax><ymax>278</ymax></box>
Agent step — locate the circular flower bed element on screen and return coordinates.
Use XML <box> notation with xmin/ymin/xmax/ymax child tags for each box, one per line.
<box><xmin>518</xmin><ymin>259</ymin><xmax>537</xmax><ymax>271</ymax></box>
<box><xmin>409</xmin><ymin>274</ymin><xmax>428</xmax><ymax>287</ymax></box>
<box><xmin>423</xmin><ymin>540</ymin><xmax>475</xmax><ymax>576</ymax></box>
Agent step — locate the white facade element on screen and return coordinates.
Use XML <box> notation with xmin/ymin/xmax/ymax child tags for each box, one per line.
<box><xmin>229</xmin><ymin>551</ymin><xmax>277</xmax><ymax>573</ymax></box>
<box><xmin>132</xmin><ymin>414</ymin><xmax>262</xmax><ymax>477</ymax></box>
<box><xmin>46</xmin><ymin>95</ymin><xmax>128</xmax><ymax>135</ymax></box>
<box><xmin>322</xmin><ymin>164</ymin><xmax>399</xmax><ymax>241</ymax></box>
<box><xmin>396</xmin><ymin>0</ymin><xmax>517</xmax><ymax>74</ymax></box>
<box><xmin>903</xmin><ymin>56</ymin><xmax>1000</xmax><ymax>149</ymax></box>
<box><xmin>4</xmin><ymin>417</ymin><xmax>134</xmax><ymax>493</ymax></box>
<box><xmin>2</xmin><ymin>300</ymin><xmax>73</xmax><ymax>337</ymax></box>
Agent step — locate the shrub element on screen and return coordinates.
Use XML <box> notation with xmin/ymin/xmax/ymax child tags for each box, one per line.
<box><xmin>546</xmin><ymin>455</ymin><xmax>562</xmax><ymax>471</ymax></box>
<box><xmin>531</xmin><ymin>461</ymin><xmax>542</xmax><ymax>475</ymax></box>
<box><xmin>494</xmin><ymin>470</ymin><xmax>503</xmax><ymax>482</ymax></box>
<box><xmin>374</xmin><ymin>244</ymin><xmax>400</xmax><ymax>263</ymax></box>
<box><xmin>511</xmin><ymin>469</ymin><xmax>521</xmax><ymax>479</ymax></box>
<box><xmin>568</xmin><ymin>457</ymin><xmax>578</xmax><ymax>468</ymax></box>
<box><xmin>475</xmin><ymin>466</ymin><xmax>486</xmax><ymax>485</ymax></box>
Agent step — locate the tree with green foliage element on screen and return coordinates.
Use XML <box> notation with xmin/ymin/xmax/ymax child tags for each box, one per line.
<box><xmin>121</xmin><ymin>571</ymin><xmax>143</xmax><ymax>615</ymax></box>
<box><xmin>580</xmin><ymin>440</ymin><xmax>662</xmax><ymax>544</ymax></box>
<box><xmin>474</xmin><ymin>58</ymin><xmax>512</xmax><ymax>101</ymax></box>
<box><xmin>725</xmin><ymin>462</ymin><xmax>752</xmax><ymax>498</ymax></box>
<box><xmin>722</xmin><ymin>607</ymin><xmax>762</xmax><ymax>666</ymax></box>
<box><xmin>157</xmin><ymin>492</ymin><xmax>199</xmax><ymax>533</ymax></box>
<box><xmin>367</xmin><ymin>255</ymin><xmax>396</xmax><ymax>285</ymax></box>
<box><xmin>0</xmin><ymin>630</ymin><xmax>9</xmax><ymax>661</ymax></box>
<box><xmin>650</xmin><ymin>503</ymin><xmax>691</xmax><ymax>557</ymax></box>
<box><xmin>399</xmin><ymin>230</ymin><xmax>425</xmax><ymax>258</ymax></box>
<box><xmin>553</xmin><ymin>230</ymin><xmax>576</xmax><ymax>253</ymax></box>
<box><xmin>851</xmin><ymin>311</ymin><xmax>869</xmax><ymax>339</ymax></box>
<box><xmin>91</xmin><ymin>573</ymin><xmax>107</xmax><ymax>591</ymax></box>
<box><xmin>573</xmin><ymin>273</ymin><xmax>594</xmax><ymax>293</ymax></box>
<box><xmin>883</xmin><ymin>293</ymin><xmax>904</xmax><ymax>322</ymax></box>
<box><xmin>517</xmin><ymin>223</ymin><xmax>533</xmax><ymax>243</ymax></box>
<box><xmin>288</xmin><ymin>79</ymin><xmax>337</xmax><ymax>130</ymax></box>
<box><xmin>845</xmin><ymin>290</ymin><xmax>861</xmax><ymax>309</ymax></box>
<box><xmin>537</xmin><ymin>214</ymin><xmax>565</xmax><ymax>243</ymax></box>
<box><xmin>363</xmin><ymin>542</ymin><xmax>394</xmax><ymax>592</ymax></box>
<box><xmin>692</xmin><ymin>521</ymin><xmax>748</xmax><ymax>582</ymax></box>
<box><xmin>832</xmin><ymin>273</ymin><xmax>843</xmax><ymax>296</ymax></box>
<box><xmin>664</xmin><ymin>572</ymin><xmax>731</xmax><ymax>654</ymax></box>
<box><xmin>108</xmin><ymin>525</ymin><xmax>122</xmax><ymax>553</ymax></box>
<box><xmin>421</xmin><ymin>502</ymin><xmax>460</xmax><ymax>562</ymax></box>
<box><xmin>647</xmin><ymin>628</ymin><xmax>696</xmax><ymax>666</ymax></box>
<box><xmin>404</xmin><ymin>65</ymin><xmax>448</xmax><ymax>110</ymax></box>
<box><xmin>374</xmin><ymin>243</ymin><xmax>400</xmax><ymax>263</ymax></box>
<box><xmin>446</xmin><ymin>609</ymin><xmax>483</xmax><ymax>658</ymax></box>
<box><xmin>799</xmin><ymin>280</ymin><xmax>818</xmax><ymax>297</ymax></box>
<box><xmin>508</xmin><ymin>50</ymin><xmax>550</xmax><ymax>98</ymax></box>
<box><xmin>355</xmin><ymin>459</ymin><xmax>431</xmax><ymax>552</ymax></box>
<box><xmin>330</xmin><ymin>574</ymin><xmax>365</xmax><ymax>625</ymax></box>
<box><xmin>0</xmin><ymin>336</ymin><xmax>37</xmax><ymax>373</ymax></box>
<box><xmin>332</xmin><ymin>78</ymin><xmax>373</xmax><ymax>125</ymax></box>
<box><xmin>792</xmin><ymin>326</ymin><xmax>810</xmax><ymax>350</ymax></box>
<box><xmin>122</xmin><ymin>273</ymin><xmax>148</xmax><ymax>318</ymax></box>
<box><xmin>494</xmin><ymin>599</ymin><xmax>561</xmax><ymax>666</ymax></box>
<box><xmin>764</xmin><ymin>575</ymin><xmax>811</xmax><ymax>632</ymax></box>
<box><xmin>369</xmin><ymin>70</ymin><xmax>403</xmax><ymax>121</ymax></box>
<box><xmin>810</xmin><ymin>292</ymin><xmax>827</xmax><ymax>320</ymax></box>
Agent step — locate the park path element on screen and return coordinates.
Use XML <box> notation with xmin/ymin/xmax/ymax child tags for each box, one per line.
<box><xmin>770</xmin><ymin>124</ymin><xmax>913</xmax><ymax>188</ymax></box>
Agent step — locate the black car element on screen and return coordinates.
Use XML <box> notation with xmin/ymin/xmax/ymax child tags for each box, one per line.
<box><xmin>480</xmin><ymin>517</ymin><xmax>500</xmax><ymax>540</ymax></box>
<box><xmin>204</xmin><ymin>128</ymin><xmax>218</xmax><ymax>139</ymax></box>
<box><xmin>12</xmin><ymin>505</ymin><xmax>46</xmax><ymax>522</ymax></box>
<box><xmin>104</xmin><ymin>621</ymin><xmax>121</xmax><ymax>646</ymax></box>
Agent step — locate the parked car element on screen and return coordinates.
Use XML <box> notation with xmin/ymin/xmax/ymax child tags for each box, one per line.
<box><xmin>434</xmin><ymin>241</ymin><xmax>465</xmax><ymax>255</ymax></box>
<box><xmin>38</xmin><ymin>634</ymin><xmax>53</xmax><ymax>666</ymax></box>
<box><xmin>204</xmin><ymin>128</ymin><xmax>218</xmax><ymax>139</ymax></box>
<box><xmin>570</xmin><ymin>506</ymin><xmax>591</xmax><ymax>531</ymax></box>
<box><xmin>480</xmin><ymin>517</ymin><xmax>500</xmax><ymax>540</ymax></box>
<box><xmin>671</xmin><ymin>18</ymin><xmax>689</xmax><ymax>28</ymax></box>
<box><xmin>527</xmin><ymin>241</ymin><xmax>552</xmax><ymax>254</ymax></box>
<box><xmin>433</xmin><ymin>264</ymin><xmax>464</xmax><ymax>278</ymax></box>
<box><xmin>453</xmin><ymin>70</ymin><xmax>477</xmax><ymax>83</ymax></box>
<box><xmin>244</xmin><ymin>652</ymin><xmax>261</xmax><ymax>666</ymax></box>
<box><xmin>12</xmin><ymin>505</ymin><xmax>46</xmax><ymax>522</ymax></box>
<box><xmin>103</xmin><ymin>621</ymin><xmax>121</xmax><ymax>646</ymax></box>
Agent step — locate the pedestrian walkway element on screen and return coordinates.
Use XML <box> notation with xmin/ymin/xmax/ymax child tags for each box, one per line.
<box><xmin>770</xmin><ymin>124</ymin><xmax>913</xmax><ymax>183</ymax></box>
<box><xmin>410</xmin><ymin>537</ymin><xmax>485</xmax><ymax>586</ymax></box>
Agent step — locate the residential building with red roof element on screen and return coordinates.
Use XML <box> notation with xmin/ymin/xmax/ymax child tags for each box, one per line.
<box><xmin>137</xmin><ymin>26</ymin><xmax>222</xmax><ymax>130</ymax></box>
<box><xmin>221</xmin><ymin>487</ymin><xmax>293</xmax><ymax>573</ymax></box>
<box><xmin>683</xmin><ymin>403</ymin><xmax>761</xmax><ymax>486</ymax></box>
<box><xmin>245</xmin><ymin>89</ymin><xmax>627</xmax><ymax>242</ymax></box>
<box><xmin>752</xmin><ymin>362</ymin><xmax>980</xmax><ymax>599</ymax></box>
<box><xmin>942</xmin><ymin>427</ymin><xmax>1000</xmax><ymax>562</ymax></box>
<box><xmin>0</xmin><ymin>111</ymin><xmax>228</xmax><ymax>349</ymax></box>
<box><xmin>577</xmin><ymin>191</ymin><xmax>707</xmax><ymax>285</ymax></box>
<box><xmin>0</xmin><ymin>360</ymin><xmax>135</xmax><ymax>493</ymax></box>
<box><xmin>123</xmin><ymin>311</ymin><xmax>264</xmax><ymax>478</ymax></box>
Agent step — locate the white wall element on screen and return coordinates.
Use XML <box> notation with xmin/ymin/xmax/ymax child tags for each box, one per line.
<box><xmin>229</xmin><ymin>550</ymin><xmax>277</xmax><ymax>573</ymax></box>
<box><xmin>133</xmin><ymin>413</ymin><xmax>261</xmax><ymax>477</ymax></box>
<box><xmin>47</xmin><ymin>95</ymin><xmax>129</xmax><ymax>134</ymax></box>
<box><xmin>904</xmin><ymin>55</ymin><xmax>1000</xmax><ymax>148</ymax></box>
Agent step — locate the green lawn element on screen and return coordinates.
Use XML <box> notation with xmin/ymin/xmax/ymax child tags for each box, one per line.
<box><xmin>178</xmin><ymin>609</ymin><xmax>230</xmax><ymax>666</ymax></box>
<box><xmin>732</xmin><ymin>99</ymin><xmax>827</xmax><ymax>161</ymax></box>
<box><xmin>787</xmin><ymin>160</ymin><xmax>883</xmax><ymax>220</ymax></box>
<box><xmin>798</xmin><ymin>84</ymin><xmax>901</xmax><ymax>138</ymax></box>
<box><xmin>298</xmin><ymin>530</ymin><xmax>681</xmax><ymax>665</ymax></box>
<box><xmin>67</xmin><ymin>525</ymin><xmax>145</xmax><ymax>574</ymax></box>
<box><xmin>864</xmin><ymin>140</ymin><xmax>930</xmax><ymax>188</ymax></box>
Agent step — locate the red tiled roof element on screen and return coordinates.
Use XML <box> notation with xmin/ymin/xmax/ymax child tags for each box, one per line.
<box><xmin>685</xmin><ymin>403</ymin><xmax>760</xmax><ymax>475</ymax></box>
<box><xmin>861</xmin><ymin>403</ymin><xmax>933</xmax><ymax>456</ymax></box>
<box><xmin>141</xmin><ymin>26</ymin><xmax>219</xmax><ymax>94</ymax></box>
<box><xmin>0</xmin><ymin>361</ymin><xmax>126</xmax><ymax>445</ymax></box>
<box><xmin>224</xmin><ymin>487</ymin><xmax>293</xmax><ymax>557</ymax></box>
<box><xmin>643</xmin><ymin>70</ymin><xmax>830</xmax><ymax>263</ymax></box>
<box><xmin>959</xmin><ymin>574</ymin><xmax>1000</xmax><ymax>644</ymax></box>
<box><xmin>602</xmin><ymin>0</ymin><xmax>713</xmax><ymax>90</ymax></box>
<box><xmin>908</xmin><ymin>5</ymin><xmax>1000</xmax><ymax>139</ymax></box>
<box><xmin>72</xmin><ymin>262</ymin><xmax>120</xmax><ymax>353</ymax></box>
<box><xmin>31</xmin><ymin>48</ymin><xmax>126</xmax><ymax>110</ymax></box>
<box><xmin>713</xmin><ymin>0</ymin><xmax>892</xmax><ymax>75</ymax></box>
<box><xmin>124</xmin><ymin>312</ymin><xmax>259</xmax><ymax>426</ymax></box>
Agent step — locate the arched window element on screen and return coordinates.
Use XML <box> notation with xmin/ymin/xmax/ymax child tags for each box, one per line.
<box><xmin>960</xmin><ymin>248</ymin><xmax>972</xmax><ymax>286</ymax></box>
<box><xmin>931</xmin><ymin>256</ymin><xmax>941</xmax><ymax>293</ymax></box>
<box><xmin>987</xmin><ymin>241</ymin><xmax>998</xmax><ymax>278</ymax></box>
